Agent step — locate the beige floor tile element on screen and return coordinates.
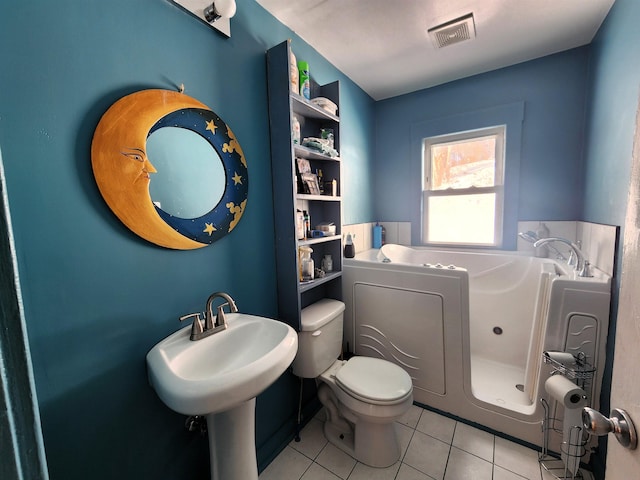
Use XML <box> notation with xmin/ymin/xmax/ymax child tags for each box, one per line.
<box><xmin>347</xmin><ymin>460</ymin><xmax>400</xmax><ymax>480</ymax></box>
<box><xmin>494</xmin><ymin>436</ymin><xmax>542</xmax><ymax>480</ymax></box>
<box><xmin>397</xmin><ymin>422</ymin><xmax>415</xmax><ymax>458</ymax></box>
<box><xmin>444</xmin><ymin>446</ymin><xmax>492</xmax><ymax>479</ymax></box>
<box><xmin>290</xmin><ymin>418</ymin><xmax>328</xmax><ymax>460</ymax></box>
<box><xmin>451</xmin><ymin>422</ymin><xmax>494</xmax><ymax>462</ymax></box>
<box><xmin>259</xmin><ymin>446</ymin><xmax>313</xmax><ymax>480</ymax></box>
<box><xmin>403</xmin><ymin>430</ymin><xmax>450</xmax><ymax>480</ymax></box>
<box><xmin>398</xmin><ymin>404</ymin><xmax>423</xmax><ymax>429</ymax></box>
<box><xmin>316</xmin><ymin>442</ymin><xmax>357</xmax><ymax>479</ymax></box>
<box><xmin>416</xmin><ymin>410</ymin><xmax>456</xmax><ymax>444</ymax></box>
<box><xmin>494</xmin><ymin>464</ymin><xmax>530</xmax><ymax>480</ymax></box>
<box><xmin>302</xmin><ymin>462</ymin><xmax>342</xmax><ymax>480</ymax></box>
<box><xmin>395</xmin><ymin>463</ymin><xmax>435</xmax><ymax>480</ymax></box>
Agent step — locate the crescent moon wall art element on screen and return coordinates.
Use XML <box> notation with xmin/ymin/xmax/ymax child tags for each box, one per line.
<box><xmin>91</xmin><ymin>89</ymin><xmax>248</xmax><ymax>250</ymax></box>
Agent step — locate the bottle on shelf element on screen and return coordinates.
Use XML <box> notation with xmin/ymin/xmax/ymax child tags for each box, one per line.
<box><xmin>303</xmin><ymin>210</ymin><xmax>311</xmax><ymax>239</ymax></box>
<box><xmin>290</xmin><ymin>48</ymin><xmax>299</xmax><ymax>95</ymax></box>
<box><xmin>326</xmin><ymin>178</ymin><xmax>337</xmax><ymax>197</ymax></box>
<box><xmin>322</xmin><ymin>254</ymin><xmax>333</xmax><ymax>272</ymax></box>
<box><xmin>299</xmin><ymin>246</ymin><xmax>314</xmax><ymax>281</ymax></box>
<box><xmin>296</xmin><ymin>209</ymin><xmax>305</xmax><ymax>240</ymax></box>
<box><xmin>292</xmin><ymin>115</ymin><xmax>301</xmax><ymax>145</ymax></box>
<box><xmin>298</xmin><ymin>61</ymin><xmax>310</xmax><ymax>100</ymax></box>
<box><xmin>317</xmin><ymin>169</ymin><xmax>324</xmax><ymax>194</ymax></box>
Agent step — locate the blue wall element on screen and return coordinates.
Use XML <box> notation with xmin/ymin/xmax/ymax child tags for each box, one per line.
<box><xmin>374</xmin><ymin>47</ymin><xmax>590</xmax><ymax>245</ymax></box>
<box><xmin>584</xmin><ymin>0</ymin><xmax>640</xmax><ymax>228</ymax></box>
<box><xmin>0</xmin><ymin>1</ymin><xmax>374</xmax><ymax>478</ymax></box>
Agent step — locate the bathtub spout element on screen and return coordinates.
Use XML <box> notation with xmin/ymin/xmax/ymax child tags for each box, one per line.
<box><xmin>518</xmin><ymin>231</ymin><xmax>567</xmax><ymax>261</ymax></box>
<box><xmin>533</xmin><ymin>237</ymin><xmax>592</xmax><ymax>277</ymax></box>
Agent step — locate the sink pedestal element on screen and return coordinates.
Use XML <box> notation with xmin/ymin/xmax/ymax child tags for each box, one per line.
<box><xmin>206</xmin><ymin>398</ymin><xmax>258</xmax><ymax>480</ymax></box>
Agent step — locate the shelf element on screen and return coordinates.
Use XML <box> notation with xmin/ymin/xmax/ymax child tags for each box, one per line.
<box><xmin>543</xmin><ymin>351</ymin><xmax>595</xmax><ymax>380</ymax></box>
<box><xmin>267</xmin><ymin>40</ymin><xmax>342</xmax><ymax>332</ymax></box>
<box><xmin>298</xmin><ymin>235</ymin><xmax>341</xmax><ymax>246</ymax></box>
<box><xmin>296</xmin><ymin>194</ymin><xmax>341</xmax><ymax>202</ymax></box>
<box><xmin>294</xmin><ymin>145</ymin><xmax>341</xmax><ymax>162</ymax></box>
<box><xmin>291</xmin><ymin>94</ymin><xmax>339</xmax><ymax>122</ymax></box>
<box><xmin>299</xmin><ymin>271</ymin><xmax>343</xmax><ymax>293</ymax></box>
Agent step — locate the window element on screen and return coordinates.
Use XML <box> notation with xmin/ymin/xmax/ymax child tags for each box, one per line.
<box><xmin>422</xmin><ymin>126</ymin><xmax>505</xmax><ymax>246</ymax></box>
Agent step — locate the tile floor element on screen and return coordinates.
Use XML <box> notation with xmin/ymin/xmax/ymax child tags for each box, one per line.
<box><xmin>259</xmin><ymin>404</ymin><xmax>593</xmax><ymax>480</ymax></box>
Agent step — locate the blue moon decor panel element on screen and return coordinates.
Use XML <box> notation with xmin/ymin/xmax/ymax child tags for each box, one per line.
<box><xmin>150</xmin><ymin>108</ymin><xmax>249</xmax><ymax>244</ymax></box>
<box><xmin>91</xmin><ymin>89</ymin><xmax>248</xmax><ymax>250</ymax></box>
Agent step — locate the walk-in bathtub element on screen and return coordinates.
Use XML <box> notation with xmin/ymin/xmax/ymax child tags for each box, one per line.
<box><xmin>342</xmin><ymin>244</ymin><xmax>611</xmax><ymax>450</ymax></box>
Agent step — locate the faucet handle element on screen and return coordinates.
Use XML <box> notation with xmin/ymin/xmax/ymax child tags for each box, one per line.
<box><xmin>179</xmin><ymin>312</ymin><xmax>204</xmax><ymax>339</ymax></box>
<box><xmin>215</xmin><ymin>304</ymin><xmax>229</xmax><ymax>328</ymax></box>
<box><xmin>579</xmin><ymin>260</ymin><xmax>594</xmax><ymax>278</ymax></box>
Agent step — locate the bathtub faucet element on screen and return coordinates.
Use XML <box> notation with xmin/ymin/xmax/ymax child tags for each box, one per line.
<box><xmin>533</xmin><ymin>237</ymin><xmax>592</xmax><ymax>277</ymax></box>
<box><xmin>518</xmin><ymin>231</ymin><xmax>567</xmax><ymax>261</ymax></box>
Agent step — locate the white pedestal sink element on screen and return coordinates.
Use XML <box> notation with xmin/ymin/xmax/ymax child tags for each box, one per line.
<box><xmin>146</xmin><ymin>313</ymin><xmax>298</xmax><ymax>480</ymax></box>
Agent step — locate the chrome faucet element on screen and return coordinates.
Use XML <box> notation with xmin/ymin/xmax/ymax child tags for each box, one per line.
<box><xmin>205</xmin><ymin>291</ymin><xmax>238</xmax><ymax>331</ymax></box>
<box><xmin>518</xmin><ymin>231</ymin><xmax>567</xmax><ymax>261</ymax></box>
<box><xmin>533</xmin><ymin>237</ymin><xmax>593</xmax><ymax>277</ymax></box>
<box><xmin>179</xmin><ymin>292</ymin><xmax>239</xmax><ymax>341</ymax></box>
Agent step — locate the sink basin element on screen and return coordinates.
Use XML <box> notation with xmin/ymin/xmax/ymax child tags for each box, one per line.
<box><xmin>147</xmin><ymin>313</ymin><xmax>298</xmax><ymax>415</ymax></box>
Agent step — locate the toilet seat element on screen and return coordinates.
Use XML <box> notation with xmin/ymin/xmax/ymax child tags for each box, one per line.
<box><xmin>336</xmin><ymin>357</ymin><xmax>412</xmax><ymax>406</ymax></box>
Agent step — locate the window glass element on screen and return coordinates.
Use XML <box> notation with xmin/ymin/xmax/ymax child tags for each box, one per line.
<box><xmin>430</xmin><ymin>135</ymin><xmax>496</xmax><ymax>190</ymax></box>
<box><xmin>426</xmin><ymin>193</ymin><xmax>497</xmax><ymax>244</ymax></box>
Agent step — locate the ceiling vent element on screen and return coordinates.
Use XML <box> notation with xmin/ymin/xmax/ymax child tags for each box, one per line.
<box><xmin>428</xmin><ymin>13</ymin><xmax>476</xmax><ymax>49</ymax></box>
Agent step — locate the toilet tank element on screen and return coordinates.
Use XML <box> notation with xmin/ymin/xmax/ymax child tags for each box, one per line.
<box><xmin>292</xmin><ymin>298</ymin><xmax>345</xmax><ymax>378</ymax></box>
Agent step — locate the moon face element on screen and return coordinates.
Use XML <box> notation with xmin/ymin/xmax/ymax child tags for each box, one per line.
<box><xmin>91</xmin><ymin>89</ymin><xmax>248</xmax><ymax>250</ymax></box>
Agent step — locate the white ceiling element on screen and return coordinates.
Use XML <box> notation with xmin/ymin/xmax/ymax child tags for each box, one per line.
<box><xmin>256</xmin><ymin>0</ymin><xmax>615</xmax><ymax>100</ymax></box>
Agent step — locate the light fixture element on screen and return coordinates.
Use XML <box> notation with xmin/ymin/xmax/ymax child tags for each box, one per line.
<box><xmin>171</xmin><ymin>0</ymin><xmax>237</xmax><ymax>37</ymax></box>
<box><xmin>204</xmin><ymin>0</ymin><xmax>236</xmax><ymax>23</ymax></box>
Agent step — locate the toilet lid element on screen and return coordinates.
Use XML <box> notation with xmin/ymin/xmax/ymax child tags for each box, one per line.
<box><xmin>336</xmin><ymin>356</ymin><xmax>412</xmax><ymax>405</ymax></box>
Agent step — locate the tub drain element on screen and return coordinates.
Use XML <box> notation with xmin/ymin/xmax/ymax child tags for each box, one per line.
<box><xmin>493</xmin><ymin>326</ymin><xmax>503</xmax><ymax>335</ymax></box>
<box><xmin>515</xmin><ymin>384</ymin><xmax>524</xmax><ymax>392</ymax></box>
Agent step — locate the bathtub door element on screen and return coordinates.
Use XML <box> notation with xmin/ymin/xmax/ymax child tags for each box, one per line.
<box><xmin>352</xmin><ymin>283</ymin><xmax>446</xmax><ymax>395</ymax></box>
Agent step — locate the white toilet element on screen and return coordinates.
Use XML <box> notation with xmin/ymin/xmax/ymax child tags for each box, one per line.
<box><xmin>292</xmin><ymin>298</ymin><xmax>413</xmax><ymax>468</ymax></box>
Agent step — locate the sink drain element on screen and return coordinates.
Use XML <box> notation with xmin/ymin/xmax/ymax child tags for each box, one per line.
<box><xmin>515</xmin><ymin>384</ymin><xmax>524</xmax><ymax>392</ymax></box>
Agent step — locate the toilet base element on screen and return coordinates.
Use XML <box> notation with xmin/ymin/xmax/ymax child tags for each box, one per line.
<box><xmin>324</xmin><ymin>415</ymin><xmax>401</xmax><ymax>468</ymax></box>
<box><xmin>357</xmin><ymin>420</ymin><xmax>401</xmax><ymax>468</ymax></box>
<box><xmin>318</xmin><ymin>383</ymin><xmax>402</xmax><ymax>468</ymax></box>
<box><xmin>323</xmin><ymin>420</ymin><xmax>355</xmax><ymax>458</ymax></box>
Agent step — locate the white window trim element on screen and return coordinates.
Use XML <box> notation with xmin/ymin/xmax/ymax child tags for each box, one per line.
<box><xmin>422</xmin><ymin>125</ymin><xmax>506</xmax><ymax>247</ymax></box>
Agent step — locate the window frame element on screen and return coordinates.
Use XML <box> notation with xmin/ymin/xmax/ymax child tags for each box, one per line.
<box><xmin>422</xmin><ymin>125</ymin><xmax>506</xmax><ymax>247</ymax></box>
